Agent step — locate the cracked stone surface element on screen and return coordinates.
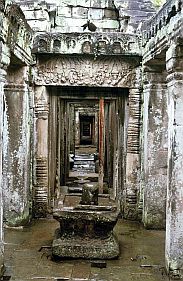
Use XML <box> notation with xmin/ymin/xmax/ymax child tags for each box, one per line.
<box><xmin>3</xmin><ymin>219</ymin><xmax>173</xmax><ymax>281</ymax></box>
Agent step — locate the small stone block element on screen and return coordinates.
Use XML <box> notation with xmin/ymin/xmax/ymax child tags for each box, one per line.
<box><xmin>71</xmin><ymin>263</ymin><xmax>91</xmax><ymax>279</ymax></box>
<box><xmin>91</xmin><ymin>260</ymin><xmax>107</xmax><ymax>268</ymax></box>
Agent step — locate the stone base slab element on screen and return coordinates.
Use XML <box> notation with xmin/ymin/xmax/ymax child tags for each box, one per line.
<box><xmin>52</xmin><ymin>229</ymin><xmax>120</xmax><ymax>259</ymax></box>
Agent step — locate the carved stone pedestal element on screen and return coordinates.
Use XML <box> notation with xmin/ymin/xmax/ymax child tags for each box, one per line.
<box><xmin>53</xmin><ymin>230</ymin><xmax>119</xmax><ymax>260</ymax></box>
<box><xmin>52</xmin><ymin>194</ymin><xmax>120</xmax><ymax>259</ymax></box>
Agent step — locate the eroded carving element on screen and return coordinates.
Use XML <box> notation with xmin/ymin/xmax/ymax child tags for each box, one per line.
<box><xmin>82</xmin><ymin>41</ymin><xmax>92</xmax><ymax>54</ymax></box>
<box><xmin>34</xmin><ymin>157</ymin><xmax>48</xmax><ymax>217</ymax></box>
<box><xmin>0</xmin><ymin>0</ymin><xmax>5</xmax><ymax>12</ymax></box>
<box><xmin>33</xmin><ymin>33</ymin><xmax>141</xmax><ymax>56</ymax></box>
<box><xmin>35</xmin><ymin>56</ymin><xmax>138</xmax><ymax>88</ymax></box>
<box><xmin>5</xmin><ymin>4</ymin><xmax>32</xmax><ymax>54</ymax></box>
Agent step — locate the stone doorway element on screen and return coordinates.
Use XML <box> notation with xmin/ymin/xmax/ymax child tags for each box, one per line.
<box><xmin>80</xmin><ymin>115</ymin><xmax>95</xmax><ymax>145</ymax></box>
<box><xmin>47</xmin><ymin>86</ymin><xmax>129</xmax><ymax>208</ymax></box>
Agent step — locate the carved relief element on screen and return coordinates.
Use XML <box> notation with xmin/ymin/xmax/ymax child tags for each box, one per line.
<box><xmin>34</xmin><ymin>157</ymin><xmax>48</xmax><ymax>217</ymax></box>
<box><xmin>97</xmin><ymin>40</ymin><xmax>108</xmax><ymax>54</ymax></box>
<box><xmin>0</xmin><ymin>0</ymin><xmax>5</xmax><ymax>12</ymax></box>
<box><xmin>39</xmin><ymin>39</ymin><xmax>48</xmax><ymax>52</ymax></box>
<box><xmin>53</xmin><ymin>39</ymin><xmax>61</xmax><ymax>51</ymax></box>
<box><xmin>35</xmin><ymin>87</ymin><xmax>49</xmax><ymax>118</ymax></box>
<box><xmin>112</xmin><ymin>42</ymin><xmax>122</xmax><ymax>54</ymax></box>
<box><xmin>82</xmin><ymin>41</ymin><xmax>92</xmax><ymax>54</ymax></box>
<box><xmin>66</xmin><ymin>37</ymin><xmax>76</xmax><ymax>49</ymax></box>
<box><xmin>127</xmin><ymin>88</ymin><xmax>141</xmax><ymax>154</ymax></box>
<box><xmin>5</xmin><ymin>4</ymin><xmax>32</xmax><ymax>53</ymax></box>
<box><xmin>34</xmin><ymin>87</ymin><xmax>49</xmax><ymax>217</ymax></box>
<box><xmin>33</xmin><ymin>33</ymin><xmax>141</xmax><ymax>56</ymax></box>
<box><xmin>35</xmin><ymin>56</ymin><xmax>137</xmax><ymax>88</ymax></box>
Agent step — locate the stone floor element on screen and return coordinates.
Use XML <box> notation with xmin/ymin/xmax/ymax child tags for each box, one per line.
<box><xmin>3</xmin><ymin>218</ymin><xmax>171</xmax><ymax>281</ymax></box>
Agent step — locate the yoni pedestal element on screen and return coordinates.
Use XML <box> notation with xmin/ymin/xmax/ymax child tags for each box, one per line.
<box><xmin>52</xmin><ymin>192</ymin><xmax>120</xmax><ymax>259</ymax></box>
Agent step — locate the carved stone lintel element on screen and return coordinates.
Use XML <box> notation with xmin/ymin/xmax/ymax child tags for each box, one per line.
<box><xmin>34</xmin><ymin>56</ymin><xmax>139</xmax><ymax>88</ymax></box>
<box><xmin>33</xmin><ymin>32</ymin><xmax>141</xmax><ymax>56</ymax></box>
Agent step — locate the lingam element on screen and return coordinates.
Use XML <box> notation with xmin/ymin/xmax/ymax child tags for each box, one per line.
<box><xmin>52</xmin><ymin>182</ymin><xmax>120</xmax><ymax>259</ymax></box>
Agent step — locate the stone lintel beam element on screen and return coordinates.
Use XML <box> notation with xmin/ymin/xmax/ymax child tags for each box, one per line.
<box><xmin>32</xmin><ymin>32</ymin><xmax>141</xmax><ymax>57</ymax></box>
<box><xmin>165</xmin><ymin>43</ymin><xmax>183</xmax><ymax>278</ymax></box>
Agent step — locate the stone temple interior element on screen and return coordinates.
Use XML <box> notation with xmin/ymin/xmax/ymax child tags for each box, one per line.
<box><xmin>0</xmin><ymin>0</ymin><xmax>183</xmax><ymax>280</ymax></box>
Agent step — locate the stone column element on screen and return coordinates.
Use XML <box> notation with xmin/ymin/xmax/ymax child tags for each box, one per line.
<box><xmin>124</xmin><ymin>88</ymin><xmax>141</xmax><ymax>220</ymax></box>
<box><xmin>165</xmin><ymin>43</ymin><xmax>183</xmax><ymax>278</ymax></box>
<box><xmin>98</xmin><ymin>98</ymin><xmax>105</xmax><ymax>193</ymax></box>
<box><xmin>69</xmin><ymin>104</ymin><xmax>75</xmax><ymax>154</ymax></box>
<box><xmin>75</xmin><ymin>109</ymin><xmax>80</xmax><ymax>147</ymax></box>
<box><xmin>0</xmin><ymin>67</ymin><xmax>6</xmax><ymax>276</ymax></box>
<box><xmin>3</xmin><ymin>65</ymin><xmax>31</xmax><ymax>227</ymax></box>
<box><xmin>142</xmin><ymin>69</ymin><xmax>168</xmax><ymax>229</ymax></box>
<box><xmin>34</xmin><ymin>86</ymin><xmax>49</xmax><ymax>217</ymax></box>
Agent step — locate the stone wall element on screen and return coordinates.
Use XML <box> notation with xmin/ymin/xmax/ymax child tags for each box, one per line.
<box><xmin>141</xmin><ymin>0</ymin><xmax>183</xmax><ymax>276</ymax></box>
<box><xmin>15</xmin><ymin>0</ymin><xmax>156</xmax><ymax>33</ymax></box>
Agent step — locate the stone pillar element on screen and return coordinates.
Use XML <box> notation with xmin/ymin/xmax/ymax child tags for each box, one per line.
<box><xmin>124</xmin><ymin>88</ymin><xmax>141</xmax><ymax>220</ymax></box>
<box><xmin>165</xmin><ymin>43</ymin><xmax>183</xmax><ymax>278</ymax></box>
<box><xmin>34</xmin><ymin>86</ymin><xmax>49</xmax><ymax>217</ymax></box>
<box><xmin>3</xmin><ymin>65</ymin><xmax>31</xmax><ymax>227</ymax></box>
<box><xmin>142</xmin><ymin>69</ymin><xmax>168</xmax><ymax>229</ymax></box>
<box><xmin>0</xmin><ymin>67</ymin><xmax>6</xmax><ymax>276</ymax></box>
<box><xmin>98</xmin><ymin>98</ymin><xmax>105</xmax><ymax>193</ymax></box>
<box><xmin>69</xmin><ymin>104</ymin><xmax>75</xmax><ymax>154</ymax></box>
<box><xmin>75</xmin><ymin>110</ymin><xmax>80</xmax><ymax>147</ymax></box>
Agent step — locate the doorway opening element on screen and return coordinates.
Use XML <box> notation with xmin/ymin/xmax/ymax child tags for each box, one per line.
<box><xmin>80</xmin><ymin>115</ymin><xmax>94</xmax><ymax>145</ymax></box>
<box><xmin>48</xmin><ymin>86</ymin><xmax>129</xmax><ymax>204</ymax></box>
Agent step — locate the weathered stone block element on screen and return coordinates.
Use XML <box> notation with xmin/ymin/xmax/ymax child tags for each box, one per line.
<box><xmin>57</xmin><ymin>6</ymin><xmax>72</xmax><ymax>17</ymax></box>
<box><xmin>90</xmin><ymin>0</ymin><xmax>102</xmax><ymax>8</ymax></box>
<box><xmin>92</xmin><ymin>19</ymin><xmax>119</xmax><ymax>29</ymax></box>
<box><xmin>52</xmin><ymin>193</ymin><xmax>120</xmax><ymax>259</ymax></box>
<box><xmin>72</xmin><ymin>6</ymin><xmax>88</xmax><ymax>19</ymax></box>
<box><xmin>59</xmin><ymin>0</ymin><xmax>77</xmax><ymax>6</ymax></box>
<box><xmin>55</xmin><ymin>16</ymin><xmax>86</xmax><ymax>29</ymax></box>
<box><xmin>80</xmin><ymin>183</ymin><xmax>99</xmax><ymax>205</ymax></box>
<box><xmin>104</xmin><ymin>8</ymin><xmax>117</xmax><ymax>19</ymax></box>
<box><xmin>76</xmin><ymin>0</ymin><xmax>91</xmax><ymax>7</ymax></box>
<box><xmin>23</xmin><ymin>9</ymin><xmax>49</xmax><ymax>21</ymax></box>
<box><xmin>28</xmin><ymin>19</ymin><xmax>51</xmax><ymax>32</ymax></box>
<box><xmin>89</xmin><ymin>8</ymin><xmax>103</xmax><ymax>20</ymax></box>
<box><xmin>53</xmin><ymin>230</ymin><xmax>119</xmax><ymax>259</ymax></box>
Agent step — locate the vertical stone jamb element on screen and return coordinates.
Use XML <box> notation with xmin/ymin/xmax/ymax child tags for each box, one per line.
<box><xmin>75</xmin><ymin>109</ymin><xmax>80</xmax><ymax>147</ymax></box>
<box><xmin>3</xmin><ymin>65</ymin><xmax>31</xmax><ymax>226</ymax></box>
<box><xmin>0</xmin><ymin>66</ymin><xmax>6</xmax><ymax>276</ymax></box>
<box><xmin>69</xmin><ymin>104</ymin><xmax>75</xmax><ymax>154</ymax></box>
<box><xmin>165</xmin><ymin>43</ymin><xmax>183</xmax><ymax>278</ymax></box>
<box><xmin>124</xmin><ymin>87</ymin><xmax>141</xmax><ymax>220</ymax></box>
<box><xmin>98</xmin><ymin>98</ymin><xmax>105</xmax><ymax>193</ymax></box>
<box><xmin>142</xmin><ymin>68</ymin><xmax>168</xmax><ymax>229</ymax></box>
<box><xmin>34</xmin><ymin>86</ymin><xmax>49</xmax><ymax>217</ymax></box>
